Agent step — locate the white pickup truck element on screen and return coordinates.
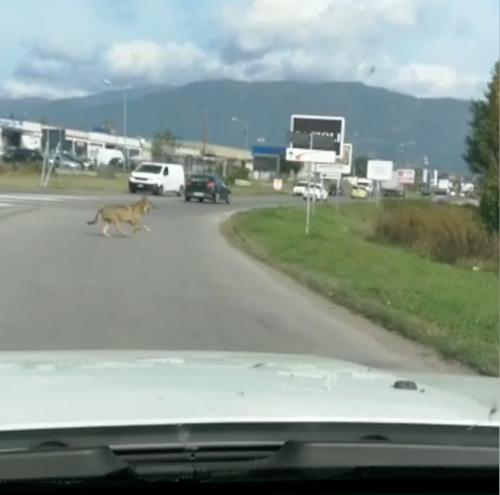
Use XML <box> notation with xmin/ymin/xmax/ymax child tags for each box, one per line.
<box><xmin>292</xmin><ymin>181</ymin><xmax>323</xmax><ymax>197</ymax></box>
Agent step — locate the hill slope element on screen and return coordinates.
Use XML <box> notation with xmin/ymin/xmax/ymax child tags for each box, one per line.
<box><xmin>0</xmin><ymin>80</ymin><xmax>472</xmax><ymax>171</ymax></box>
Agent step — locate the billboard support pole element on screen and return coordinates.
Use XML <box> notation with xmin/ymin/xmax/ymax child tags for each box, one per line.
<box><xmin>305</xmin><ymin>134</ymin><xmax>315</xmax><ymax>235</ymax></box>
<box><xmin>58</xmin><ymin>128</ymin><xmax>62</xmax><ymax>187</ymax></box>
<box><xmin>43</xmin><ymin>134</ymin><xmax>58</xmax><ymax>188</ymax></box>
<box><xmin>306</xmin><ymin>161</ymin><xmax>311</xmax><ymax>235</ymax></box>
<box><xmin>40</xmin><ymin>139</ymin><xmax>49</xmax><ymax>187</ymax></box>
<box><xmin>336</xmin><ymin>177</ymin><xmax>340</xmax><ymax>211</ymax></box>
<box><xmin>312</xmin><ymin>162</ymin><xmax>316</xmax><ymax>215</ymax></box>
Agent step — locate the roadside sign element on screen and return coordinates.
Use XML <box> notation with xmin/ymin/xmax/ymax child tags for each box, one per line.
<box><xmin>314</xmin><ymin>163</ymin><xmax>345</xmax><ymax>176</ymax></box>
<box><xmin>286</xmin><ymin>114</ymin><xmax>345</xmax><ymax>163</ymax></box>
<box><xmin>286</xmin><ymin>148</ymin><xmax>336</xmax><ymax>163</ymax></box>
<box><xmin>396</xmin><ymin>168</ymin><xmax>415</xmax><ymax>184</ymax></box>
<box><xmin>321</xmin><ymin>171</ymin><xmax>341</xmax><ymax>180</ymax></box>
<box><xmin>367</xmin><ymin>160</ymin><xmax>393</xmax><ymax>181</ymax></box>
<box><xmin>313</xmin><ymin>143</ymin><xmax>352</xmax><ymax>175</ymax></box>
<box><xmin>273</xmin><ymin>178</ymin><xmax>283</xmax><ymax>191</ymax></box>
<box><xmin>338</xmin><ymin>143</ymin><xmax>353</xmax><ymax>175</ymax></box>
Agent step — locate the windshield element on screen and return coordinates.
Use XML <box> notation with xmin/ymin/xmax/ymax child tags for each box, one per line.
<box><xmin>135</xmin><ymin>164</ymin><xmax>162</xmax><ymax>174</ymax></box>
<box><xmin>0</xmin><ymin>0</ymin><xmax>498</xmax><ymax>468</ymax></box>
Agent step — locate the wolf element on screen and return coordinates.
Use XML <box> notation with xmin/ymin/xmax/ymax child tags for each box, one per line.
<box><xmin>87</xmin><ymin>196</ymin><xmax>154</xmax><ymax>238</ymax></box>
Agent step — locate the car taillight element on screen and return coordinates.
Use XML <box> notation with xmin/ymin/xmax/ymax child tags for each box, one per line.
<box><xmin>207</xmin><ymin>182</ymin><xmax>215</xmax><ymax>188</ymax></box>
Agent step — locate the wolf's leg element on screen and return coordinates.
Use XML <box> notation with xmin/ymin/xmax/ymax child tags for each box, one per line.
<box><xmin>114</xmin><ymin>221</ymin><xmax>127</xmax><ymax>235</ymax></box>
<box><xmin>102</xmin><ymin>222</ymin><xmax>112</xmax><ymax>238</ymax></box>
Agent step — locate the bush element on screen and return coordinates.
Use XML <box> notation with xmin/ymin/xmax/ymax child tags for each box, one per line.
<box><xmin>373</xmin><ymin>200</ymin><xmax>499</xmax><ymax>267</ymax></box>
<box><xmin>0</xmin><ymin>161</ymin><xmax>43</xmax><ymax>174</ymax></box>
<box><xmin>226</xmin><ymin>166</ymin><xmax>250</xmax><ymax>185</ymax></box>
<box><xmin>96</xmin><ymin>166</ymin><xmax>116</xmax><ymax>179</ymax></box>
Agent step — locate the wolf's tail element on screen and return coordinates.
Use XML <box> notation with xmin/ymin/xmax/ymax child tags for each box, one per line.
<box><xmin>87</xmin><ymin>208</ymin><xmax>102</xmax><ymax>225</ymax></box>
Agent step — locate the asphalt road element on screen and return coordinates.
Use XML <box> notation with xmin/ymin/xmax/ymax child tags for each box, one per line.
<box><xmin>0</xmin><ymin>191</ymin><xmax>460</xmax><ymax>373</ymax></box>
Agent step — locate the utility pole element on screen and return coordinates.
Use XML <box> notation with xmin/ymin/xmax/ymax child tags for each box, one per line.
<box><xmin>202</xmin><ymin>108</ymin><xmax>208</xmax><ymax>156</ymax></box>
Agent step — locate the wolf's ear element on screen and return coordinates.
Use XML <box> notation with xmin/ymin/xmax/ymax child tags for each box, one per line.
<box><xmin>141</xmin><ymin>195</ymin><xmax>148</xmax><ymax>201</ymax></box>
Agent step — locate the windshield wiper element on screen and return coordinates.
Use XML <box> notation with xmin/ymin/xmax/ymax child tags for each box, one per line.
<box><xmin>0</xmin><ymin>446</ymin><xmax>130</xmax><ymax>481</ymax></box>
<box><xmin>0</xmin><ymin>440</ymin><xmax>497</xmax><ymax>482</ymax></box>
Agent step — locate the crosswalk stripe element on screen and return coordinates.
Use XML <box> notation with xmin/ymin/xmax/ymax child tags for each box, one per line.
<box><xmin>0</xmin><ymin>194</ymin><xmax>65</xmax><ymax>202</ymax></box>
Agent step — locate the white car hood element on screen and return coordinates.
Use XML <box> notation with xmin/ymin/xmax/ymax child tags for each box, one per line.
<box><xmin>0</xmin><ymin>351</ymin><xmax>498</xmax><ymax>431</ymax></box>
<box><xmin>130</xmin><ymin>172</ymin><xmax>158</xmax><ymax>180</ymax></box>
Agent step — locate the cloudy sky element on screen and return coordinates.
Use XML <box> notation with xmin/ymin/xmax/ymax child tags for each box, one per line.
<box><xmin>0</xmin><ymin>0</ymin><xmax>498</xmax><ymax>100</ymax></box>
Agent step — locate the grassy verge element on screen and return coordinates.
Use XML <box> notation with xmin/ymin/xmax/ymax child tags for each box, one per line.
<box><xmin>222</xmin><ymin>203</ymin><xmax>499</xmax><ymax>375</ymax></box>
<box><xmin>373</xmin><ymin>200</ymin><xmax>498</xmax><ymax>269</ymax></box>
<box><xmin>0</xmin><ymin>172</ymin><xmax>128</xmax><ymax>192</ymax></box>
<box><xmin>231</xmin><ymin>181</ymin><xmax>292</xmax><ymax>196</ymax></box>
<box><xmin>0</xmin><ymin>170</ymin><xmax>290</xmax><ymax>196</ymax></box>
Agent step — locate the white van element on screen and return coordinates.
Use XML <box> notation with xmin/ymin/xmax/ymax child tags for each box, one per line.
<box><xmin>92</xmin><ymin>148</ymin><xmax>124</xmax><ymax>166</ymax></box>
<box><xmin>128</xmin><ymin>162</ymin><xmax>185</xmax><ymax>196</ymax></box>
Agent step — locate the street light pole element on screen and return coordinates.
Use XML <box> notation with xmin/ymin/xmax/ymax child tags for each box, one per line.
<box><xmin>122</xmin><ymin>88</ymin><xmax>128</xmax><ymax>170</ymax></box>
<box><xmin>231</xmin><ymin>117</ymin><xmax>249</xmax><ymax>149</ymax></box>
<box><xmin>103</xmin><ymin>79</ymin><xmax>128</xmax><ymax>172</ymax></box>
<box><xmin>244</xmin><ymin>121</ymin><xmax>249</xmax><ymax>150</ymax></box>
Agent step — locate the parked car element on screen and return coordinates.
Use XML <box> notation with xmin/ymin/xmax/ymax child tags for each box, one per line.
<box><xmin>328</xmin><ymin>183</ymin><xmax>344</xmax><ymax>196</ymax></box>
<box><xmin>302</xmin><ymin>184</ymin><xmax>329</xmax><ymax>201</ymax></box>
<box><xmin>185</xmin><ymin>174</ymin><xmax>231</xmax><ymax>204</ymax></box>
<box><xmin>3</xmin><ymin>148</ymin><xmax>44</xmax><ymax>163</ymax></box>
<box><xmin>292</xmin><ymin>181</ymin><xmax>308</xmax><ymax>196</ymax></box>
<box><xmin>350</xmin><ymin>186</ymin><xmax>368</xmax><ymax>199</ymax></box>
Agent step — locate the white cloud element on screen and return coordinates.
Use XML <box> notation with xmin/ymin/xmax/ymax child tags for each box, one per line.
<box><xmin>3</xmin><ymin>80</ymin><xmax>88</xmax><ymax>100</ymax></box>
<box><xmin>0</xmin><ymin>0</ymin><xmax>497</xmax><ymax>100</ymax></box>
<box><xmin>391</xmin><ymin>63</ymin><xmax>485</xmax><ymax>97</ymax></box>
<box><xmin>103</xmin><ymin>41</ymin><xmax>222</xmax><ymax>84</ymax></box>
<box><xmin>220</xmin><ymin>0</ymin><xmax>421</xmax><ymax>51</ymax></box>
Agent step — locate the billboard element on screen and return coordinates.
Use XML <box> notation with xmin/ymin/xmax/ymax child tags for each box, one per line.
<box><xmin>251</xmin><ymin>144</ymin><xmax>286</xmax><ymax>156</ymax></box>
<box><xmin>396</xmin><ymin>168</ymin><xmax>416</xmax><ymax>184</ymax></box>
<box><xmin>314</xmin><ymin>143</ymin><xmax>353</xmax><ymax>176</ymax></box>
<box><xmin>286</xmin><ymin>114</ymin><xmax>345</xmax><ymax>163</ymax></box>
<box><xmin>367</xmin><ymin>160</ymin><xmax>393</xmax><ymax>181</ymax></box>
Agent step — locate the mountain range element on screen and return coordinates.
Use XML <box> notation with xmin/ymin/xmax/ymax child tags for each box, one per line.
<box><xmin>0</xmin><ymin>80</ymin><xmax>474</xmax><ymax>172</ymax></box>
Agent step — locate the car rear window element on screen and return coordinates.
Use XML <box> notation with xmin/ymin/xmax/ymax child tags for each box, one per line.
<box><xmin>190</xmin><ymin>175</ymin><xmax>214</xmax><ymax>182</ymax></box>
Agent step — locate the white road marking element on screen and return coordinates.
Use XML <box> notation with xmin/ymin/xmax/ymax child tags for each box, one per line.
<box><xmin>0</xmin><ymin>194</ymin><xmax>65</xmax><ymax>202</ymax></box>
<box><xmin>0</xmin><ymin>193</ymin><xmax>99</xmax><ymax>211</ymax></box>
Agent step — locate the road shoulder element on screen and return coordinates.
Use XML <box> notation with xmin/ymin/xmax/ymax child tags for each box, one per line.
<box><xmin>220</xmin><ymin>209</ymin><xmax>475</xmax><ymax>376</ymax></box>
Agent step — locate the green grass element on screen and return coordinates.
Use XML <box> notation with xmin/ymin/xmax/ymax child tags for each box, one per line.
<box><xmin>0</xmin><ymin>172</ymin><xmax>128</xmax><ymax>192</ymax></box>
<box><xmin>222</xmin><ymin>203</ymin><xmax>499</xmax><ymax>375</ymax></box>
<box><xmin>0</xmin><ymin>170</ymin><xmax>289</xmax><ymax>196</ymax></box>
<box><xmin>230</xmin><ymin>181</ymin><xmax>292</xmax><ymax>196</ymax></box>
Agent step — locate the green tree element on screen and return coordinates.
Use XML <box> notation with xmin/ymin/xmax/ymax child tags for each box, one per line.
<box><xmin>353</xmin><ymin>155</ymin><xmax>370</xmax><ymax>177</ymax></box>
<box><xmin>280</xmin><ymin>154</ymin><xmax>301</xmax><ymax>175</ymax></box>
<box><xmin>102</xmin><ymin>120</ymin><xmax>116</xmax><ymax>135</ymax></box>
<box><xmin>464</xmin><ymin>60</ymin><xmax>499</xmax><ymax>232</ymax></box>
<box><xmin>152</xmin><ymin>129</ymin><xmax>177</xmax><ymax>160</ymax></box>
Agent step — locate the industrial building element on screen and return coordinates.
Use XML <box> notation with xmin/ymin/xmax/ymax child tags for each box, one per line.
<box><xmin>0</xmin><ymin>117</ymin><xmax>253</xmax><ymax>170</ymax></box>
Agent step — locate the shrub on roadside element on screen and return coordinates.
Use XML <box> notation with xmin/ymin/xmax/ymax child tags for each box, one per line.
<box><xmin>96</xmin><ymin>166</ymin><xmax>116</xmax><ymax>179</ymax></box>
<box><xmin>372</xmin><ymin>200</ymin><xmax>499</xmax><ymax>267</ymax></box>
<box><xmin>0</xmin><ymin>161</ymin><xmax>43</xmax><ymax>174</ymax></box>
<box><xmin>226</xmin><ymin>166</ymin><xmax>250</xmax><ymax>185</ymax></box>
